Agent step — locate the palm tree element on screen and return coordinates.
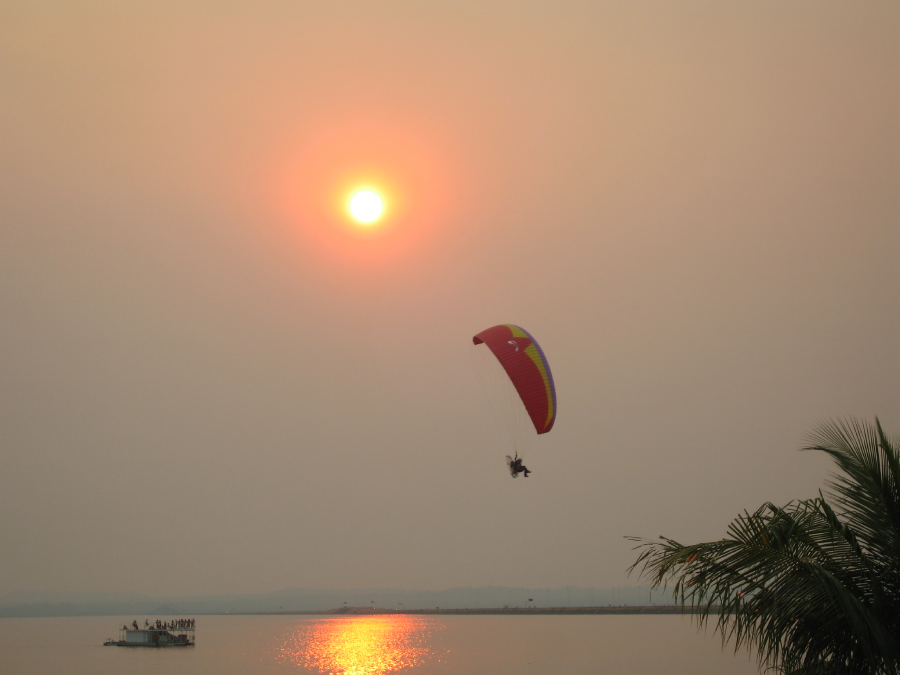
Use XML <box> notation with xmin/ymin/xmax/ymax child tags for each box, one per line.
<box><xmin>629</xmin><ymin>418</ymin><xmax>899</xmax><ymax>675</ymax></box>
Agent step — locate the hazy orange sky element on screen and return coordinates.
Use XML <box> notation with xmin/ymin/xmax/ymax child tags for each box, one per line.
<box><xmin>1</xmin><ymin>2</ymin><xmax>897</xmax><ymax>597</ymax></box>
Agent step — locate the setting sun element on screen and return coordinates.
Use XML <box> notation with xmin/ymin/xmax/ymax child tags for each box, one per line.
<box><xmin>349</xmin><ymin>190</ymin><xmax>384</xmax><ymax>224</ymax></box>
<box><xmin>276</xmin><ymin>123</ymin><xmax>452</xmax><ymax>260</ymax></box>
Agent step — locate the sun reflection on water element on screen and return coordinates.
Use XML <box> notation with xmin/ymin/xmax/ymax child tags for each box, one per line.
<box><xmin>281</xmin><ymin>616</ymin><xmax>436</xmax><ymax>675</ymax></box>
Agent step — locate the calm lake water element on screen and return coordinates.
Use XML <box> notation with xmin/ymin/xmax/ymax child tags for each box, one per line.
<box><xmin>0</xmin><ymin>614</ymin><xmax>759</xmax><ymax>675</ymax></box>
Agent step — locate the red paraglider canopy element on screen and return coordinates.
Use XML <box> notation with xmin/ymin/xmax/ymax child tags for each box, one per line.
<box><xmin>472</xmin><ymin>324</ymin><xmax>556</xmax><ymax>434</ymax></box>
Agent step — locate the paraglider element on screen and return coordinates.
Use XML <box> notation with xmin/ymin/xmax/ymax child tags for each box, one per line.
<box><xmin>472</xmin><ymin>324</ymin><xmax>556</xmax><ymax>477</ymax></box>
<box><xmin>506</xmin><ymin>452</ymin><xmax>531</xmax><ymax>478</ymax></box>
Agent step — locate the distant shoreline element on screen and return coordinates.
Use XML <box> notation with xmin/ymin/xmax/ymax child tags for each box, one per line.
<box><xmin>241</xmin><ymin>605</ymin><xmax>714</xmax><ymax>616</ymax></box>
<box><xmin>0</xmin><ymin>586</ymin><xmax>675</xmax><ymax>618</ymax></box>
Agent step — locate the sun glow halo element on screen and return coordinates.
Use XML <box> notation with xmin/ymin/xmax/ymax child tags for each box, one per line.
<box><xmin>349</xmin><ymin>190</ymin><xmax>384</xmax><ymax>225</ymax></box>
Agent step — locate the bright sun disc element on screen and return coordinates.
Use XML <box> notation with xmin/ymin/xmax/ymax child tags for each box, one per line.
<box><xmin>349</xmin><ymin>190</ymin><xmax>383</xmax><ymax>224</ymax></box>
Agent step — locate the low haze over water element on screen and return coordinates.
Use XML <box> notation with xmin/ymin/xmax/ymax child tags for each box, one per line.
<box><xmin>1</xmin><ymin>615</ymin><xmax>756</xmax><ymax>675</ymax></box>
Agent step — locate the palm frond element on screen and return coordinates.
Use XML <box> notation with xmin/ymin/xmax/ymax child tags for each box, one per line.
<box><xmin>629</xmin><ymin>417</ymin><xmax>900</xmax><ymax>675</ymax></box>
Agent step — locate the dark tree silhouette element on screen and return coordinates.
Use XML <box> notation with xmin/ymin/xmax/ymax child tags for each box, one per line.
<box><xmin>630</xmin><ymin>418</ymin><xmax>899</xmax><ymax>675</ymax></box>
